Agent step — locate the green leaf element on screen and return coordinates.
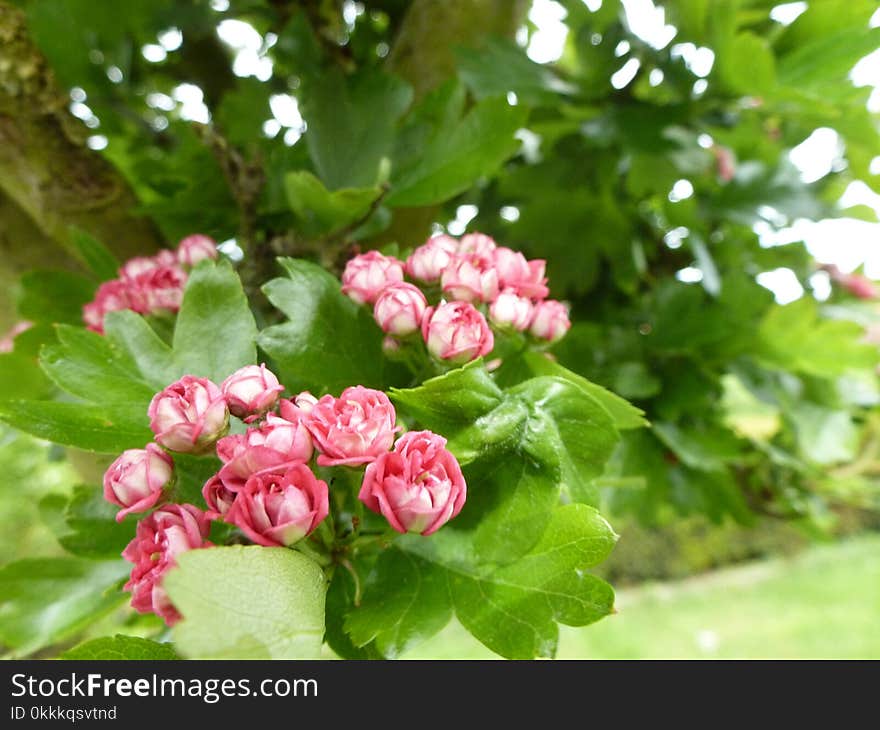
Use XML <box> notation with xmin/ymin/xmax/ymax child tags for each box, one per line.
<box><xmin>61</xmin><ymin>635</ymin><xmax>180</xmax><ymax>660</ymax></box>
<box><xmin>717</xmin><ymin>32</ymin><xmax>776</xmax><ymax>96</ymax></box>
<box><xmin>757</xmin><ymin>298</ymin><xmax>879</xmax><ymax>377</ymax></box>
<box><xmin>172</xmin><ymin>260</ymin><xmax>257</xmax><ymax>383</ymax></box>
<box><xmin>0</xmin><ymin>352</ymin><xmax>53</xmax><ymax>400</ymax></box>
<box><xmin>302</xmin><ymin>68</ymin><xmax>413</xmax><ymax>189</ymax></box>
<box><xmin>389</xmin><ymin>360</ymin><xmax>503</xmax><ymax>433</ymax></box>
<box><xmin>40</xmin><ymin>325</ymin><xmax>156</xmax><ymax>405</ymax></box>
<box><xmin>325</xmin><ymin>566</ymin><xmax>383</xmax><ymax>659</ymax></box>
<box><xmin>0</xmin><ymin>557</ymin><xmax>129</xmax><ymax>656</ymax></box>
<box><xmin>387</xmin><ymin>504</ymin><xmax>617</xmax><ymax>659</ymax></box>
<box><xmin>0</xmin><ymin>401</ymin><xmax>152</xmax><ymax>453</ymax></box>
<box><xmin>164</xmin><ymin>546</ymin><xmax>326</xmax><ymax>659</ymax></box>
<box><xmin>57</xmin><ymin>485</ymin><xmax>134</xmax><ymax>559</ymax></box>
<box><xmin>16</xmin><ymin>270</ymin><xmax>95</xmax><ymax>325</ymax></box>
<box><xmin>257</xmin><ymin>258</ymin><xmax>385</xmax><ymax>393</ymax></box>
<box><xmin>103</xmin><ymin>310</ymin><xmax>176</xmax><ymax>389</ymax></box>
<box><xmin>502</xmin><ymin>351</ymin><xmax>647</xmax><ymax>430</ymax></box>
<box><xmin>788</xmin><ymin>402</ymin><xmax>858</xmax><ymax>466</ymax></box>
<box><xmin>69</xmin><ymin>228</ymin><xmax>120</xmax><ymax>282</ymax></box>
<box><xmin>172</xmin><ymin>453</ymin><xmax>223</xmax><ymax>505</ymax></box>
<box><xmin>344</xmin><ymin>549</ymin><xmax>452</xmax><ymax>658</ymax></box>
<box><xmin>284</xmin><ymin>171</ymin><xmax>382</xmax><ymax>236</ymax></box>
<box><xmin>509</xmin><ymin>377</ymin><xmax>620</xmax><ymax>504</ymax></box>
<box><xmin>456</xmin><ymin>37</ymin><xmax>577</xmax><ymax>106</ymax></box>
<box><xmin>778</xmin><ymin>26</ymin><xmax>880</xmax><ymax>87</ymax></box>
<box><xmin>387</xmin><ymin>97</ymin><xmax>527</xmax><ymax>206</ymax></box>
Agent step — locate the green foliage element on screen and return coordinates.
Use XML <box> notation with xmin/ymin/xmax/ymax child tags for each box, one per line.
<box><xmin>0</xmin><ymin>557</ymin><xmax>129</xmax><ymax>656</ymax></box>
<box><xmin>16</xmin><ymin>271</ymin><xmax>95</xmax><ymax>326</ymax></box>
<box><xmin>62</xmin><ymin>635</ymin><xmax>179</xmax><ymax>660</ymax></box>
<box><xmin>258</xmin><ymin>258</ymin><xmax>386</xmax><ymax>393</ymax></box>
<box><xmin>164</xmin><ymin>546</ymin><xmax>326</xmax><ymax>659</ymax></box>
<box><xmin>69</xmin><ymin>229</ymin><xmax>120</xmax><ymax>282</ymax></box>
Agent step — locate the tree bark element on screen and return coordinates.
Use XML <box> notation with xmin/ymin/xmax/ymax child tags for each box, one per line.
<box><xmin>0</xmin><ymin>0</ymin><xmax>163</xmax><ymax>290</ymax></box>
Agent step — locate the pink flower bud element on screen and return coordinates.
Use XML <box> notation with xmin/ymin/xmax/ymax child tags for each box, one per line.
<box><xmin>382</xmin><ymin>336</ymin><xmax>402</xmax><ymax>356</ymax></box>
<box><xmin>493</xmin><ymin>247</ymin><xmax>549</xmax><ymax>300</ymax></box>
<box><xmin>421</xmin><ymin>301</ymin><xmax>494</xmax><ymax>364</ymax></box>
<box><xmin>103</xmin><ymin>443</ymin><xmax>174</xmax><ymax>522</ymax></box>
<box><xmin>129</xmin><ymin>265</ymin><xmax>187</xmax><ymax>315</ymax></box>
<box><xmin>122</xmin><ymin>503</ymin><xmax>211</xmax><ymax>625</ymax></box>
<box><xmin>842</xmin><ymin>273</ymin><xmax>878</xmax><ymax>300</ymax></box>
<box><xmin>279</xmin><ymin>391</ymin><xmax>318</xmax><ymax>418</ymax></box>
<box><xmin>119</xmin><ymin>256</ymin><xmax>162</xmax><ymax>281</ymax></box>
<box><xmin>306</xmin><ymin>386</ymin><xmax>400</xmax><ymax>467</ymax></box>
<box><xmin>359</xmin><ymin>430</ymin><xmax>466</xmax><ymax>535</ymax></box>
<box><xmin>0</xmin><ymin>320</ymin><xmax>32</xmax><ymax>353</ymax></box>
<box><xmin>177</xmin><ymin>234</ymin><xmax>218</xmax><ymax>268</ymax></box>
<box><xmin>441</xmin><ymin>253</ymin><xmax>500</xmax><ymax>303</ymax></box>
<box><xmin>224</xmin><ymin>464</ymin><xmax>329</xmax><ymax>547</ymax></box>
<box><xmin>489</xmin><ymin>289</ymin><xmax>534</xmax><ymax>331</ymax></box>
<box><xmin>373</xmin><ymin>282</ymin><xmax>427</xmax><ymax>336</ymax></box>
<box><xmin>215</xmin><ymin>413</ymin><xmax>313</xmax><ymax>490</ymax></box>
<box><xmin>220</xmin><ymin>364</ymin><xmax>284</xmax><ymax>419</ymax></box>
<box><xmin>83</xmin><ymin>280</ymin><xmax>134</xmax><ymax>334</ymax></box>
<box><xmin>406</xmin><ymin>235</ymin><xmax>458</xmax><ymax>282</ymax></box>
<box><xmin>202</xmin><ymin>474</ymin><xmax>237</xmax><ymax>519</ymax></box>
<box><xmin>529</xmin><ymin>300</ymin><xmax>571</xmax><ymax>342</ymax></box>
<box><xmin>148</xmin><ymin>376</ymin><xmax>229</xmax><ymax>453</ymax></box>
<box><xmin>341</xmin><ymin>251</ymin><xmax>405</xmax><ymax>305</ymax></box>
<box><xmin>458</xmin><ymin>232</ymin><xmax>497</xmax><ymax>258</ymax></box>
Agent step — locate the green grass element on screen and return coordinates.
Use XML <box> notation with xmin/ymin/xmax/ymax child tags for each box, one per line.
<box><xmin>403</xmin><ymin>533</ymin><xmax>880</xmax><ymax>659</ymax></box>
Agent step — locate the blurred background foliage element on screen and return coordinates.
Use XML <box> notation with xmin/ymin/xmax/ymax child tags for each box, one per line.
<box><xmin>1</xmin><ymin>0</ymin><xmax>879</xmax><ymax>655</ymax></box>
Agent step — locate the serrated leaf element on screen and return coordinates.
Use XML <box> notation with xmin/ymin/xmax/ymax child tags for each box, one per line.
<box><xmin>172</xmin><ymin>260</ymin><xmax>257</xmax><ymax>383</ymax></box>
<box><xmin>61</xmin><ymin>635</ymin><xmax>179</xmax><ymax>660</ymax></box>
<box><xmin>164</xmin><ymin>546</ymin><xmax>326</xmax><ymax>659</ymax></box>
<box><xmin>365</xmin><ymin>504</ymin><xmax>617</xmax><ymax>659</ymax></box>
<box><xmin>284</xmin><ymin>171</ymin><xmax>382</xmax><ymax>236</ymax></box>
<box><xmin>779</xmin><ymin>26</ymin><xmax>880</xmax><ymax>87</ymax></box>
<box><xmin>0</xmin><ymin>557</ymin><xmax>129</xmax><ymax>656</ymax></box>
<box><xmin>40</xmin><ymin>325</ymin><xmax>155</xmax><ymax>405</ymax></box>
<box><xmin>302</xmin><ymin>68</ymin><xmax>413</xmax><ymax>189</ymax></box>
<box><xmin>387</xmin><ymin>97</ymin><xmax>527</xmax><ymax>206</ymax></box>
<box><xmin>389</xmin><ymin>360</ymin><xmax>503</xmax><ymax>433</ymax></box>
<box><xmin>325</xmin><ymin>566</ymin><xmax>384</xmax><ymax>659</ymax></box>
<box><xmin>0</xmin><ymin>401</ymin><xmax>151</xmax><ymax>453</ymax></box>
<box><xmin>344</xmin><ymin>549</ymin><xmax>452</xmax><ymax>658</ymax></box>
<box><xmin>103</xmin><ymin>310</ymin><xmax>176</xmax><ymax>389</ymax></box>
<box><xmin>58</xmin><ymin>485</ymin><xmax>134</xmax><ymax>559</ymax></box>
<box><xmin>257</xmin><ymin>258</ymin><xmax>385</xmax><ymax>393</ymax></box>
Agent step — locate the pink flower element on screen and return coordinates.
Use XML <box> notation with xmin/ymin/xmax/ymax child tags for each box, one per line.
<box><xmin>280</xmin><ymin>391</ymin><xmax>318</xmax><ymax>418</ymax></box>
<box><xmin>529</xmin><ymin>300</ymin><xmax>571</xmax><ymax>342</ymax></box>
<box><xmin>202</xmin><ymin>474</ymin><xmax>237</xmax><ymax>519</ymax></box>
<box><xmin>103</xmin><ymin>443</ymin><xmax>174</xmax><ymax>522</ymax></box>
<box><xmin>842</xmin><ymin>273</ymin><xmax>878</xmax><ymax>300</ymax></box>
<box><xmin>83</xmin><ymin>280</ymin><xmax>134</xmax><ymax>333</ymax></box>
<box><xmin>440</xmin><ymin>253</ymin><xmax>500</xmax><ymax>303</ymax></box>
<box><xmin>0</xmin><ymin>320</ymin><xmax>32</xmax><ymax>353</ymax></box>
<box><xmin>119</xmin><ymin>255</ymin><xmax>163</xmax><ymax>281</ymax></box>
<box><xmin>373</xmin><ymin>283</ymin><xmax>427</xmax><ymax>336</ymax></box>
<box><xmin>122</xmin><ymin>503</ymin><xmax>211</xmax><ymax>625</ymax></box>
<box><xmin>489</xmin><ymin>289</ymin><xmax>534</xmax><ymax>331</ymax></box>
<box><xmin>148</xmin><ymin>376</ymin><xmax>229</xmax><ymax>453</ymax></box>
<box><xmin>129</xmin><ymin>265</ymin><xmax>187</xmax><ymax>314</ymax></box>
<box><xmin>458</xmin><ymin>232</ymin><xmax>497</xmax><ymax>258</ymax></box>
<box><xmin>306</xmin><ymin>386</ymin><xmax>399</xmax><ymax>467</ymax></box>
<box><xmin>406</xmin><ymin>235</ymin><xmax>458</xmax><ymax>282</ymax></box>
<box><xmin>177</xmin><ymin>234</ymin><xmax>218</xmax><ymax>268</ymax></box>
<box><xmin>221</xmin><ymin>364</ymin><xmax>285</xmax><ymax>420</ymax></box>
<box><xmin>341</xmin><ymin>251</ymin><xmax>405</xmax><ymax>305</ymax></box>
<box><xmin>224</xmin><ymin>464</ymin><xmax>329</xmax><ymax>547</ymax></box>
<box><xmin>422</xmin><ymin>301</ymin><xmax>494</xmax><ymax>364</ymax></box>
<box><xmin>359</xmin><ymin>430</ymin><xmax>466</xmax><ymax>535</ymax></box>
<box><xmin>493</xmin><ymin>247</ymin><xmax>549</xmax><ymax>300</ymax></box>
<box><xmin>215</xmin><ymin>413</ymin><xmax>313</xmax><ymax>490</ymax></box>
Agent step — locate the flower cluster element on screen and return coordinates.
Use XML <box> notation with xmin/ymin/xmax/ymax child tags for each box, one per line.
<box><xmin>341</xmin><ymin>232</ymin><xmax>571</xmax><ymax>364</ymax></box>
<box><xmin>83</xmin><ymin>234</ymin><xmax>218</xmax><ymax>334</ymax></box>
<box><xmin>103</xmin><ymin>363</ymin><xmax>465</xmax><ymax>625</ymax></box>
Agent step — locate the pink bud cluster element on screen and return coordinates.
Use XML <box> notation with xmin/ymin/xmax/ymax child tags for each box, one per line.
<box><xmin>340</xmin><ymin>232</ymin><xmax>571</xmax><ymax>364</ymax></box>
<box><xmin>105</xmin><ymin>362</ymin><xmax>466</xmax><ymax>625</ymax></box>
<box><xmin>83</xmin><ymin>234</ymin><xmax>218</xmax><ymax>334</ymax></box>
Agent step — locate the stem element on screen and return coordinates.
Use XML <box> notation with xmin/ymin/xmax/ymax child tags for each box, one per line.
<box><xmin>294</xmin><ymin>538</ymin><xmax>333</xmax><ymax>567</ymax></box>
<box><xmin>340</xmin><ymin>558</ymin><xmax>362</xmax><ymax>607</ymax></box>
